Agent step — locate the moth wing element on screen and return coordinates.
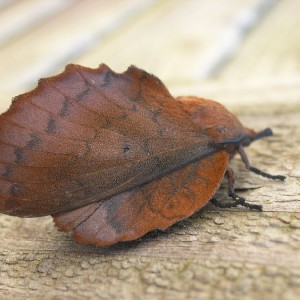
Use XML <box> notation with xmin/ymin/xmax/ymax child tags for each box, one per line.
<box><xmin>0</xmin><ymin>64</ymin><xmax>210</xmax><ymax>217</ymax></box>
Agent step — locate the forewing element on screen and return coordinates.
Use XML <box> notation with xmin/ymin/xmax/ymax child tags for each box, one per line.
<box><xmin>0</xmin><ymin>64</ymin><xmax>212</xmax><ymax>217</ymax></box>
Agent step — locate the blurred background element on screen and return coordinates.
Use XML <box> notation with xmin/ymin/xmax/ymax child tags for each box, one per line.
<box><xmin>0</xmin><ymin>0</ymin><xmax>300</xmax><ymax>112</ymax></box>
<box><xmin>0</xmin><ymin>2</ymin><xmax>300</xmax><ymax>299</ymax></box>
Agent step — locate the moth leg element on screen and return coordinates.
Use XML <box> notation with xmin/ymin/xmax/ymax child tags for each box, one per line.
<box><xmin>210</xmin><ymin>195</ymin><xmax>262</xmax><ymax>211</ymax></box>
<box><xmin>227</xmin><ymin>167</ymin><xmax>262</xmax><ymax>211</ymax></box>
<box><xmin>239</xmin><ymin>146</ymin><xmax>285</xmax><ymax>181</ymax></box>
<box><xmin>210</xmin><ymin>167</ymin><xmax>262</xmax><ymax>211</ymax></box>
<box><xmin>210</xmin><ymin>197</ymin><xmax>246</xmax><ymax>209</ymax></box>
<box><xmin>226</xmin><ymin>167</ymin><xmax>235</xmax><ymax>196</ymax></box>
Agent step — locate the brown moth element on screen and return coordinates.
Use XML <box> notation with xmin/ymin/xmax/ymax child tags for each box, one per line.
<box><xmin>0</xmin><ymin>64</ymin><xmax>285</xmax><ymax>246</ymax></box>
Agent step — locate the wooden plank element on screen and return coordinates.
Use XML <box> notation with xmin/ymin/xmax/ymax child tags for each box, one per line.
<box><xmin>0</xmin><ymin>0</ymin><xmax>265</xmax><ymax>112</ymax></box>
<box><xmin>1</xmin><ymin>0</ymin><xmax>290</xmax><ymax>112</ymax></box>
<box><xmin>0</xmin><ymin>0</ymin><xmax>157</xmax><ymax>109</ymax></box>
<box><xmin>171</xmin><ymin>76</ymin><xmax>300</xmax><ymax>109</ymax></box>
<box><xmin>0</xmin><ymin>0</ymin><xmax>75</xmax><ymax>47</ymax></box>
<box><xmin>0</xmin><ymin>210</ymin><xmax>300</xmax><ymax>299</ymax></box>
<box><xmin>75</xmin><ymin>0</ymin><xmax>259</xmax><ymax>84</ymax></box>
<box><xmin>0</xmin><ymin>0</ymin><xmax>16</xmax><ymax>10</ymax></box>
<box><xmin>216</xmin><ymin>0</ymin><xmax>300</xmax><ymax>80</ymax></box>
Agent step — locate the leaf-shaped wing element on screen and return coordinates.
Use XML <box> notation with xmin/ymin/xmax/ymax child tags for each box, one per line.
<box><xmin>0</xmin><ymin>64</ymin><xmax>216</xmax><ymax>217</ymax></box>
<box><xmin>53</xmin><ymin>151</ymin><xmax>229</xmax><ymax>246</ymax></box>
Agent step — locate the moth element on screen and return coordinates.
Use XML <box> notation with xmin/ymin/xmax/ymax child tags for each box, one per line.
<box><xmin>0</xmin><ymin>64</ymin><xmax>285</xmax><ymax>246</ymax></box>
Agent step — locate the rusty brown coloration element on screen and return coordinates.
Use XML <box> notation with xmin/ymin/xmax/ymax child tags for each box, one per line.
<box><xmin>0</xmin><ymin>64</ymin><xmax>285</xmax><ymax>246</ymax></box>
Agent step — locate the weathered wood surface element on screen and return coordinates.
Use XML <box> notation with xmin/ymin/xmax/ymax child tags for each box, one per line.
<box><xmin>0</xmin><ymin>1</ymin><xmax>299</xmax><ymax>299</ymax></box>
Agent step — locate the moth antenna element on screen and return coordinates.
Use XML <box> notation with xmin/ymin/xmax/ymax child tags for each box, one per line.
<box><xmin>253</xmin><ymin>128</ymin><xmax>273</xmax><ymax>141</ymax></box>
<box><xmin>211</xmin><ymin>128</ymin><xmax>273</xmax><ymax>150</ymax></box>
